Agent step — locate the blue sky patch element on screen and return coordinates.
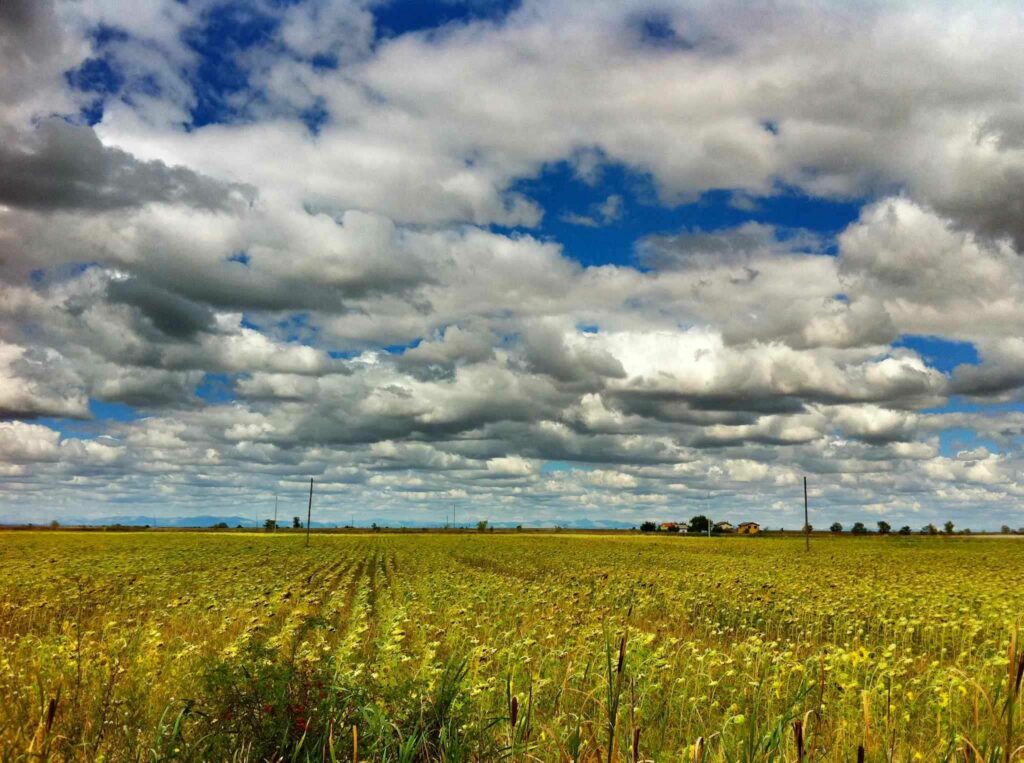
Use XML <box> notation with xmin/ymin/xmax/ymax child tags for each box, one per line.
<box><xmin>896</xmin><ymin>335</ymin><xmax>979</xmax><ymax>374</ymax></box>
<box><xmin>272</xmin><ymin>312</ymin><xmax>319</xmax><ymax>345</ymax></box>
<box><xmin>374</xmin><ymin>0</ymin><xmax>520</xmax><ymax>39</ymax></box>
<box><xmin>503</xmin><ymin>162</ymin><xmax>863</xmax><ymax>267</ymax></box>
<box><xmin>541</xmin><ymin>461</ymin><xmax>597</xmax><ymax>474</ymax></box>
<box><xmin>89</xmin><ymin>399</ymin><xmax>140</xmax><ymax>422</ymax></box>
<box><xmin>184</xmin><ymin>3</ymin><xmax>280</xmax><ymax>128</ymax></box>
<box><xmin>939</xmin><ymin>427</ymin><xmax>1001</xmax><ymax>458</ymax></box>
<box><xmin>66</xmin><ymin>56</ymin><xmax>124</xmax><ymax>97</ymax></box>
<box><xmin>299</xmin><ymin>97</ymin><xmax>330</xmax><ymax>135</ymax></box>
<box><xmin>195</xmin><ymin>373</ymin><xmax>237</xmax><ymax>403</ymax></box>
<box><xmin>632</xmin><ymin>12</ymin><xmax>695</xmax><ymax>50</ymax></box>
<box><xmin>34</xmin><ymin>399</ymin><xmax>140</xmax><ymax>440</ymax></box>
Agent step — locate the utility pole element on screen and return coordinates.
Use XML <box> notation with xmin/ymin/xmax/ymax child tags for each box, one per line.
<box><xmin>273</xmin><ymin>494</ymin><xmax>278</xmax><ymax>533</ymax></box>
<box><xmin>707</xmin><ymin>491</ymin><xmax>713</xmax><ymax>538</ymax></box>
<box><xmin>803</xmin><ymin>476</ymin><xmax>810</xmax><ymax>552</ymax></box>
<box><xmin>305</xmin><ymin>478</ymin><xmax>313</xmax><ymax>547</ymax></box>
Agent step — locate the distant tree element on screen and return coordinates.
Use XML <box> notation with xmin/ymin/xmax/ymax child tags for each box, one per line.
<box><xmin>477</xmin><ymin>520</ymin><xmax>488</xmax><ymax>532</ymax></box>
<box><xmin>689</xmin><ymin>515</ymin><xmax>711</xmax><ymax>534</ymax></box>
<box><xmin>516</xmin><ymin>524</ymin><xmax>523</xmax><ymax>532</ymax></box>
<box><xmin>640</xmin><ymin>521</ymin><xmax>657</xmax><ymax>533</ymax></box>
<box><xmin>263</xmin><ymin>519</ymin><xmax>277</xmax><ymax>531</ymax></box>
<box><xmin>923</xmin><ymin>523</ymin><xmax>938</xmax><ymax>535</ymax></box>
<box><xmin>371</xmin><ymin>522</ymin><xmax>379</xmax><ymax>532</ymax></box>
<box><xmin>802</xmin><ymin>524</ymin><xmax>813</xmax><ymax>534</ymax></box>
<box><xmin>830</xmin><ymin>522</ymin><xmax>843</xmax><ymax>533</ymax></box>
<box><xmin>212</xmin><ymin>522</ymin><xmax>229</xmax><ymax>529</ymax></box>
<box><xmin>898</xmin><ymin>525</ymin><xmax>912</xmax><ymax>535</ymax></box>
<box><xmin>943</xmin><ymin>520</ymin><xmax>955</xmax><ymax>534</ymax></box>
<box><xmin>961</xmin><ymin>528</ymin><xmax>971</xmax><ymax>535</ymax></box>
<box><xmin>851</xmin><ymin>521</ymin><xmax>868</xmax><ymax>535</ymax></box>
<box><xmin>49</xmin><ymin>520</ymin><xmax>60</xmax><ymax>529</ymax></box>
<box><xmin>292</xmin><ymin>516</ymin><xmax>302</xmax><ymax>529</ymax></box>
<box><xmin>1002</xmin><ymin>525</ymin><xmax>1013</xmax><ymax>535</ymax></box>
<box><xmin>877</xmin><ymin>521</ymin><xmax>891</xmax><ymax>535</ymax></box>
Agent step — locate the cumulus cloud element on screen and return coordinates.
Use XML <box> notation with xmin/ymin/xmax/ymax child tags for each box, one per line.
<box><xmin>838</xmin><ymin>198</ymin><xmax>1024</xmax><ymax>340</ymax></box>
<box><xmin>0</xmin><ymin>0</ymin><xmax>85</xmax><ymax>123</ymax></box>
<box><xmin>951</xmin><ymin>338</ymin><xmax>1024</xmax><ymax>398</ymax></box>
<box><xmin>0</xmin><ymin>120</ymin><xmax>254</xmax><ymax>213</ymax></box>
<box><xmin>0</xmin><ymin>342</ymin><xmax>89</xmax><ymax>419</ymax></box>
<box><xmin>106</xmin><ymin>277</ymin><xmax>216</xmax><ymax>339</ymax></box>
<box><xmin>2</xmin><ymin>0</ymin><xmax>1024</xmax><ymax>527</ymax></box>
<box><xmin>636</xmin><ymin>223</ymin><xmax>821</xmax><ymax>272</ymax></box>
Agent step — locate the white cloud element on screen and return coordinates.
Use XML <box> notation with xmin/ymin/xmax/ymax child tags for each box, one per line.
<box><xmin>2</xmin><ymin>1</ymin><xmax>1024</xmax><ymax>527</ymax></box>
<box><xmin>0</xmin><ymin>342</ymin><xmax>90</xmax><ymax>419</ymax></box>
<box><xmin>486</xmin><ymin>455</ymin><xmax>536</xmax><ymax>477</ymax></box>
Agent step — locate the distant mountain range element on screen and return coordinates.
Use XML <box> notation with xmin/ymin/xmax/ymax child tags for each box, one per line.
<box><xmin>2</xmin><ymin>514</ymin><xmax>638</xmax><ymax>530</ymax></box>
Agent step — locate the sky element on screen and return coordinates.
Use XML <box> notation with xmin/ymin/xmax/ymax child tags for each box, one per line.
<box><xmin>2</xmin><ymin>0</ymin><xmax>1024</xmax><ymax>529</ymax></box>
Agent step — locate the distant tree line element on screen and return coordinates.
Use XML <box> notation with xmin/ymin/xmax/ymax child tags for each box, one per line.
<box><xmin>828</xmin><ymin>520</ymin><xmax>982</xmax><ymax>535</ymax></box>
<box><xmin>639</xmin><ymin>518</ymin><xmax>1021</xmax><ymax>535</ymax></box>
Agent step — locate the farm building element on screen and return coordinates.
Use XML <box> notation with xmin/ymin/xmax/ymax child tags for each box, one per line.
<box><xmin>737</xmin><ymin>521</ymin><xmax>761</xmax><ymax>535</ymax></box>
<box><xmin>714</xmin><ymin>521</ymin><xmax>735</xmax><ymax>533</ymax></box>
<box><xmin>658</xmin><ymin>522</ymin><xmax>691</xmax><ymax>533</ymax></box>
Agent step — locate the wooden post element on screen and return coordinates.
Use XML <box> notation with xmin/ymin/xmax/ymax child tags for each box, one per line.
<box><xmin>803</xmin><ymin>476</ymin><xmax>810</xmax><ymax>551</ymax></box>
<box><xmin>305</xmin><ymin>478</ymin><xmax>313</xmax><ymax>547</ymax></box>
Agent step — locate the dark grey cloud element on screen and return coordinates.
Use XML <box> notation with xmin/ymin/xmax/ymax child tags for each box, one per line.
<box><xmin>0</xmin><ymin>119</ymin><xmax>254</xmax><ymax>212</ymax></box>
<box><xmin>950</xmin><ymin>362</ymin><xmax>1024</xmax><ymax>399</ymax></box>
<box><xmin>517</xmin><ymin>323</ymin><xmax>625</xmax><ymax>386</ymax></box>
<box><xmin>106</xmin><ymin>278</ymin><xmax>216</xmax><ymax>339</ymax></box>
<box><xmin>0</xmin><ymin>0</ymin><xmax>58</xmax><ymax>49</ymax></box>
<box><xmin>980</xmin><ymin>107</ymin><xmax>1024</xmax><ymax>152</ymax></box>
<box><xmin>931</xmin><ymin>168</ymin><xmax>1024</xmax><ymax>251</ymax></box>
<box><xmin>394</xmin><ymin>325</ymin><xmax>496</xmax><ymax>381</ymax></box>
<box><xmin>635</xmin><ymin>223</ymin><xmax>823</xmax><ymax>272</ymax></box>
<box><xmin>608</xmin><ymin>390</ymin><xmax>807</xmax><ymax>419</ymax></box>
<box><xmin>0</xmin><ymin>0</ymin><xmax>67</xmax><ymax>107</ymax></box>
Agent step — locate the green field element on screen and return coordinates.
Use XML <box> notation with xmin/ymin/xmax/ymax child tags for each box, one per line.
<box><xmin>2</xmin><ymin>531</ymin><xmax>1023</xmax><ymax>761</ymax></box>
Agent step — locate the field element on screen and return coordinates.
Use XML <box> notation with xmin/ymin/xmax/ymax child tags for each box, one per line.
<box><xmin>2</xmin><ymin>532</ymin><xmax>1024</xmax><ymax>762</ymax></box>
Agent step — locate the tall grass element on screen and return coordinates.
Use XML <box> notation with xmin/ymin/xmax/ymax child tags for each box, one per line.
<box><xmin>3</xmin><ymin>532</ymin><xmax>1024</xmax><ymax>760</ymax></box>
